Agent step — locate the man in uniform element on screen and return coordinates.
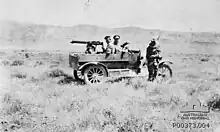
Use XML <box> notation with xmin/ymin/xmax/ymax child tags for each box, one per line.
<box><xmin>121</xmin><ymin>41</ymin><xmax>131</xmax><ymax>53</ymax></box>
<box><xmin>112</xmin><ymin>35</ymin><xmax>122</xmax><ymax>54</ymax></box>
<box><xmin>146</xmin><ymin>37</ymin><xmax>162</xmax><ymax>81</ymax></box>
<box><xmin>103</xmin><ymin>36</ymin><xmax>114</xmax><ymax>55</ymax></box>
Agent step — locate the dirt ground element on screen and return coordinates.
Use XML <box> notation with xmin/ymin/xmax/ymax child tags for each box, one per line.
<box><xmin>0</xmin><ymin>48</ymin><xmax>220</xmax><ymax>132</ymax></box>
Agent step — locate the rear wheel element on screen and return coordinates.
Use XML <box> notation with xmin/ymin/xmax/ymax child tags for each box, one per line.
<box><xmin>156</xmin><ymin>64</ymin><xmax>172</xmax><ymax>84</ymax></box>
<box><xmin>83</xmin><ymin>65</ymin><xmax>107</xmax><ymax>84</ymax></box>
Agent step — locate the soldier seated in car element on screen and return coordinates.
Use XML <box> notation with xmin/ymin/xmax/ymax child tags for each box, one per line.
<box><xmin>103</xmin><ymin>36</ymin><xmax>114</xmax><ymax>55</ymax></box>
<box><xmin>121</xmin><ymin>41</ymin><xmax>131</xmax><ymax>53</ymax></box>
<box><xmin>112</xmin><ymin>35</ymin><xmax>122</xmax><ymax>54</ymax></box>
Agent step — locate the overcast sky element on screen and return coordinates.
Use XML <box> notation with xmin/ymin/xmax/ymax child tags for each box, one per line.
<box><xmin>0</xmin><ymin>0</ymin><xmax>220</xmax><ymax>32</ymax></box>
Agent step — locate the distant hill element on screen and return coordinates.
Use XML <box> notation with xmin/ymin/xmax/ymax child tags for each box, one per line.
<box><xmin>0</xmin><ymin>20</ymin><xmax>220</xmax><ymax>52</ymax></box>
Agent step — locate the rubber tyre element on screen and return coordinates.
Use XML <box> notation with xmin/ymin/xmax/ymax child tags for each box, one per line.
<box><xmin>83</xmin><ymin>65</ymin><xmax>107</xmax><ymax>84</ymax></box>
<box><xmin>73</xmin><ymin>70</ymin><xmax>84</xmax><ymax>81</ymax></box>
<box><xmin>156</xmin><ymin>64</ymin><xmax>173</xmax><ymax>83</ymax></box>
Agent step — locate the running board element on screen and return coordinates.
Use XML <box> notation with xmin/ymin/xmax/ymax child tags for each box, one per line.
<box><xmin>108</xmin><ymin>69</ymin><xmax>143</xmax><ymax>77</ymax></box>
<box><xmin>108</xmin><ymin>69</ymin><xmax>130</xmax><ymax>72</ymax></box>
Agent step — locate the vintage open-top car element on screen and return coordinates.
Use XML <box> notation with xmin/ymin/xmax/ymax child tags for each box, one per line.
<box><xmin>69</xmin><ymin>40</ymin><xmax>173</xmax><ymax>84</ymax></box>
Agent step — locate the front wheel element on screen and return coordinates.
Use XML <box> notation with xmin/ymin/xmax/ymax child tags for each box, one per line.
<box><xmin>73</xmin><ymin>70</ymin><xmax>84</xmax><ymax>81</ymax></box>
<box><xmin>83</xmin><ymin>65</ymin><xmax>108</xmax><ymax>84</ymax></box>
<box><xmin>156</xmin><ymin>64</ymin><xmax>172</xmax><ymax>84</ymax></box>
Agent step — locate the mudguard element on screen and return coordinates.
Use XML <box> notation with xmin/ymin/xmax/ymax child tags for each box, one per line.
<box><xmin>158</xmin><ymin>60</ymin><xmax>173</xmax><ymax>67</ymax></box>
<box><xmin>78</xmin><ymin>62</ymin><xmax>109</xmax><ymax>76</ymax></box>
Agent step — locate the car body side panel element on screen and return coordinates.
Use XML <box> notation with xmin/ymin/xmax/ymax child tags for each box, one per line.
<box><xmin>69</xmin><ymin>51</ymin><xmax>142</xmax><ymax>70</ymax></box>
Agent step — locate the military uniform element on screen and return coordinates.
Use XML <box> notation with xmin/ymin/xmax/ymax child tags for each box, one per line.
<box><xmin>106</xmin><ymin>43</ymin><xmax>114</xmax><ymax>54</ymax></box>
<box><xmin>121</xmin><ymin>41</ymin><xmax>130</xmax><ymax>52</ymax></box>
<box><xmin>112</xmin><ymin>35</ymin><xmax>122</xmax><ymax>54</ymax></box>
<box><xmin>102</xmin><ymin>36</ymin><xmax>113</xmax><ymax>54</ymax></box>
<box><xmin>146</xmin><ymin>39</ymin><xmax>161</xmax><ymax>81</ymax></box>
<box><xmin>101</xmin><ymin>41</ymin><xmax>108</xmax><ymax>53</ymax></box>
<box><xmin>113</xmin><ymin>45</ymin><xmax>121</xmax><ymax>53</ymax></box>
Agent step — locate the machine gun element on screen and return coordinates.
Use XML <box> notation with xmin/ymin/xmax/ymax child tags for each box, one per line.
<box><xmin>70</xmin><ymin>40</ymin><xmax>104</xmax><ymax>54</ymax></box>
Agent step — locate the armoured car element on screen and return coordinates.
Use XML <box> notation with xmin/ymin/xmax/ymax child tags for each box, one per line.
<box><xmin>69</xmin><ymin>40</ymin><xmax>173</xmax><ymax>84</ymax></box>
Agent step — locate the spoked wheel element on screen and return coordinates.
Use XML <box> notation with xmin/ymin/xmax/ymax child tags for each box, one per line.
<box><xmin>73</xmin><ymin>70</ymin><xmax>84</xmax><ymax>81</ymax></box>
<box><xmin>156</xmin><ymin>64</ymin><xmax>172</xmax><ymax>84</ymax></box>
<box><xmin>83</xmin><ymin>65</ymin><xmax>107</xmax><ymax>84</ymax></box>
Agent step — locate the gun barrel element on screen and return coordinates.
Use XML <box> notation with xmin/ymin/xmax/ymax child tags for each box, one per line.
<box><xmin>70</xmin><ymin>40</ymin><xmax>88</xmax><ymax>44</ymax></box>
<box><xmin>70</xmin><ymin>40</ymin><xmax>103</xmax><ymax>46</ymax></box>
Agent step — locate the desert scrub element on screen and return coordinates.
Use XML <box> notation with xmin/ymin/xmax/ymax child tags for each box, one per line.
<box><xmin>169</xmin><ymin>95</ymin><xmax>181</xmax><ymax>106</ymax></box>
<box><xmin>185</xmin><ymin>73</ymin><xmax>200</xmax><ymax>79</ymax></box>
<box><xmin>57</xmin><ymin>74</ymin><xmax>75</xmax><ymax>85</ymax></box>
<box><xmin>46</xmin><ymin>68</ymin><xmax>65</xmax><ymax>78</ymax></box>
<box><xmin>3</xmin><ymin>93</ymin><xmax>36</xmax><ymax>116</ymax></box>
<box><xmin>28</xmin><ymin>76</ymin><xmax>41</xmax><ymax>83</ymax></box>
<box><xmin>74</xmin><ymin>115</ymin><xmax>103</xmax><ymax>131</ymax></box>
<box><xmin>149</xmin><ymin>96</ymin><xmax>171</xmax><ymax>108</ymax></box>
<box><xmin>49</xmin><ymin>60</ymin><xmax>61</xmax><ymax>68</ymax></box>
<box><xmin>2</xmin><ymin>94</ymin><xmax>53</xmax><ymax>131</ymax></box>
<box><xmin>101</xmin><ymin>115</ymin><xmax>155</xmax><ymax>132</ymax></box>
<box><xmin>116</xmin><ymin>117</ymin><xmax>148</xmax><ymax>132</ymax></box>
<box><xmin>10</xmin><ymin>60</ymin><xmax>24</xmax><ymax>66</ymax></box>
<box><xmin>1</xmin><ymin>59</ymin><xmax>11</xmax><ymax>66</ymax></box>
<box><xmin>200</xmin><ymin>57</ymin><xmax>209</xmax><ymax>62</ymax></box>
<box><xmin>184</xmin><ymin>79</ymin><xmax>215</xmax><ymax>96</ymax></box>
<box><xmin>33</xmin><ymin>60</ymin><xmax>43</xmax><ymax>67</ymax></box>
<box><xmin>126</xmin><ymin>77</ymin><xmax>148</xmax><ymax>89</ymax></box>
<box><xmin>207</xmin><ymin>93</ymin><xmax>220</xmax><ymax>111</ymax></box>
<box><xmin>187</xmin><ymin>88</ymin><xmax>197</xmax><ymax>96</ymax></box>
<box><xmin>0</xmin><ymin>58</ymin><xmax>23</xmax><ymax>67</ymax></box>
<box><xmin>63</xmin><ymin>97</ymin><xmax>85</xmax><ymax>113</ymax></box>
<box><xmin>3</xmin><ymin>98</ymin><xmax>23</xmax><ymax>114</ymax></box>
<box><xmin>11</xmin><ymin>72</ymin><xmax>27</xmax><ymax>79</ymax></box>
<box><xmin>196</xmin><ymin>80</ymin><xmax>213</xmax><ymax>92</ymax></box>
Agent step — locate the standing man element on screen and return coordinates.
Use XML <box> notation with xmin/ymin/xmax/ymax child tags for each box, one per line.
<box><xmin>112</xmin><ymin>35</ymin><xmax>122</xmax><ymax>54</ymax></box>
<box><xmin>146</xmin><ymin>37</ymin><xmax>162</xmax><ymax>81</ymax></box>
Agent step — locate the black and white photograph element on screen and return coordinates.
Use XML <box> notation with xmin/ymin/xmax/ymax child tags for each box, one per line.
<box><xmin>0</xmin><ymin>0</ymin><xmax>220</xmax><ymax>131</ymax></box>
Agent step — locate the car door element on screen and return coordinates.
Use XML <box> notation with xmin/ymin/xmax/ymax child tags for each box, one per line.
<box><xmin>102</xmin><ymin>51</ymin><xmax>130</xmax><ymax>69</ymax></box>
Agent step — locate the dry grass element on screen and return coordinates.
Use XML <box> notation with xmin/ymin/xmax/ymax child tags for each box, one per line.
<box><xmin>1</xmin><ymin>50</ymin><xmax>220</xmax><ymax>132</ymax></box>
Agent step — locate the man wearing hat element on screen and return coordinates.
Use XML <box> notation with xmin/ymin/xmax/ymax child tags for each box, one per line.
<box><xmin>112</xmin><ymin>35</ymin><xmax>122</xmax><ymax>54</ymax></box>
<box><xmin>121</xmin><ymin>41</ymin><xmax>130</xmax><ymax>52</ymax></box>
<box><xmin>103</xmin><ymin>36</ymin><xmax>114</xmax><ymax>54</ymax></box>
<box><xmin>146</xmin><ymin>37</ymin><xmax>162</xmax><ymax>81</ymax></box>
